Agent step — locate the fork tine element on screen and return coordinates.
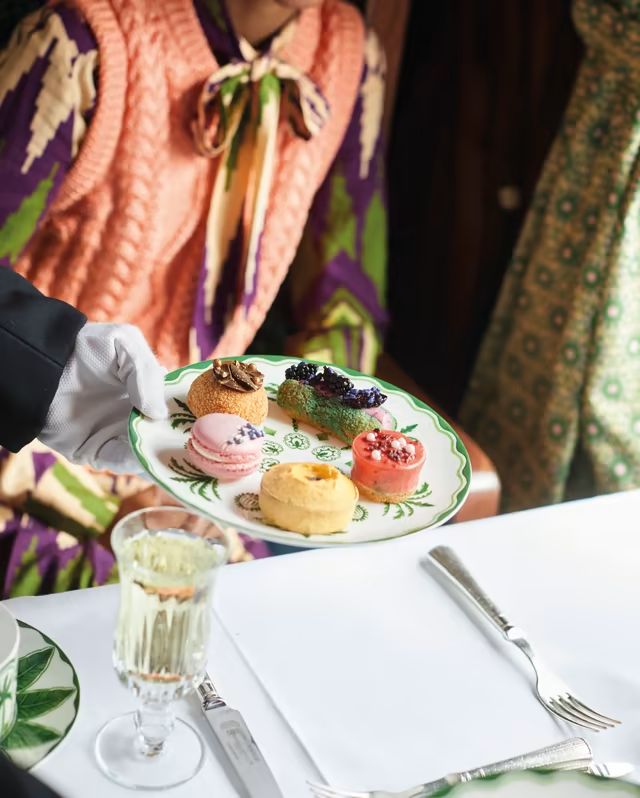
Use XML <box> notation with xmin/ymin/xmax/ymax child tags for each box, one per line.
<box><xmin>556</xmin><ymin>697</ymin><xmax>609</xmax><ymax>731</ymax></box>
<box><xmin>563</xmin><ymin>696</ymin><xmax>615</xmax><ymax>729</ymax></box>
<box><xmin>567</xmin><ymin>695</ymin><xmax>621</xmax><ymax>726</ymax></box>
<box><xmin>307</xmin><ymin>783</ymin><xmax>341</xmax><ymax>797</ymax></box>
<box><xmin>547</xmin><ymin>697</ymin><xmax>604</xmax><ymax>731</ymax></box>
<box><xmin>307</xmin><ymin>782</ymin><xmax>366</xmax><ymax>798</ymax></box>
<box><xmin>307</xmin><ymin>785</ymin><xmax>344</xmax><ymax>797</ymax></box>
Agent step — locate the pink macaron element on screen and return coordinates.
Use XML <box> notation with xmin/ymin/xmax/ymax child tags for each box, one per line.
<box><xmin>186</xmin><ymin>413</ymin><xmax>264</xmax><ymax>481</ymax></box>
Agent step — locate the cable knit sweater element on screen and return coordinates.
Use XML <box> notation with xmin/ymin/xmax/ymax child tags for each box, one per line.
<box><xmin>2</xmin><ymin>0</ymin><xmax>387</xmax><ymax>371</ymax></box>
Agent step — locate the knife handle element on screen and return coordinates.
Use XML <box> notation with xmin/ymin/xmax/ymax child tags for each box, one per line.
<box><xmin>198</xmin><ymin>673</ymin><xmax>226</xmax><ymax>710</ymax></box>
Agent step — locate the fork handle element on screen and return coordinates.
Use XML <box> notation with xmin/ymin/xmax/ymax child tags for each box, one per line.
<box><xmin>458</xmin><ymin>737</ymin><xmax>593</xmax><ymax>781</ymax></box>
<box><xmin>427</xmin><ymin>546</ymin><xmax>512</xmax><ymax>636</ymax></box>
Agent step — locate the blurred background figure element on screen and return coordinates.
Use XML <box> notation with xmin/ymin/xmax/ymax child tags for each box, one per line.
<box><xmin>460</xmin><ymin>0</ymin><xmax>640</xmax><ymax>511</ymax></box>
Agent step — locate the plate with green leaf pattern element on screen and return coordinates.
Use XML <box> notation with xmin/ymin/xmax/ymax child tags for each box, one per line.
<box><xmin>0</xmin><ymin>621</ymin><xmax>79</xmax><ymax>769</ymax></box>
<box><xmin>129</xmin><ymin>355</ymin><xmax>471</xmax><ymax>547</ymax></box>
<box><xmin>437</xmin><ymin>769</ymin><xmax>639</xmax><ymax>796</ymax></box>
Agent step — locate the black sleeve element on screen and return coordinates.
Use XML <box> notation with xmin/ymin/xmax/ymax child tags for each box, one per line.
<box><xmin>0</xmin><ymin>755</ymin><xmax>62</xmax><ymax>798</ymax></box>
<box><xmin>0</xmin><ymin>266</ymin><xmax>86</xmax><ymax>452</ymax></box>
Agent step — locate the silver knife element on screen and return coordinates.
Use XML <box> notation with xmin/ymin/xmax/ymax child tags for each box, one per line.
<box><xmin>198</xmin><ymin>673</ymin><xmax>284</xmax><ymax>798</ymax></box>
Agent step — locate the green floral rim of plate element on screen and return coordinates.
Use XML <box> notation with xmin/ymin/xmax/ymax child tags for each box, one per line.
<box><xmin>129</xmin><ymin>355</ymin><xmax>471</xmax><ymax>544</ymax></box>
<box><xmin>0</xmin><ymin>621</ymin><xmax>79</xmax><ymax>769</ymax></box>
<box><xmin>435</xmin><ymin>769</ymin><xmax>640</xmax><ymax>796</ymax></box>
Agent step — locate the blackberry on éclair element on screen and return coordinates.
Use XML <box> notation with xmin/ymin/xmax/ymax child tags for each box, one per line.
<box><xmin>343</xmin><ymin>386</ymin><xmax>387</xmax><ymax>409</ymax></box>
<box><xmin>323</xmin><ymin>368</ymin><xmax>353</xmax><ymax>396</ymax></box>
<box><xmin>285</xmin><ymin>361</ymin><xmax>318</xmax><ymax>382</ymax></box>
<box><xmin>308</xmin><ymin>366</ymin><xmax>354</xmax><ymax>396</ymax></box>
<box><xmin>289</xmin><ymin>363</ymin><xmax>385</xmax><ymax>407</ymax></box>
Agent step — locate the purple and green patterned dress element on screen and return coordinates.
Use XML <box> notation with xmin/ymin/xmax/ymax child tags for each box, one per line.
<box><xmin>0</xmin><ymin>0</ymin><xmax>387</xmax><ymax>596</ymax></box>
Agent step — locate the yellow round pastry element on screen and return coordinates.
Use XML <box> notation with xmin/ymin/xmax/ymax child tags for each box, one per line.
<box><xmin>187</xmin><ymin>359</ymin><xmax>268</xmax><ymax>424</ymax></box>
<box><xmin>259</xmin><ymin>463</ymin><xmax>358</xmax><ymax>536</ymax></box>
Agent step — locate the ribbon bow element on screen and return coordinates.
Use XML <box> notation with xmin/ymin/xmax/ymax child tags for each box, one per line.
<box><xmin>192</xmin><ymin>39</ymin><xmax>330</xmax><ymax>158</ymax></box>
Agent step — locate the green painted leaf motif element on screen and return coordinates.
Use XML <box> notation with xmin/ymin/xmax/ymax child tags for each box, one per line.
<box><xmin>312</xmin><ymin>445</ymin><xmax>340</xmax><ymax>462</ymax></box>
<box><xmin>384</xmin><ymin>482</ymin><xmax>434</xmax><ymax>520</ymax></box>
<box><xmin>168</xmin><ymin>458</ymin><xmax>221</xmax><ymax>501</ymax></box>
<box><xmin>17</xmin><ymin>689</ymin><xmax>74</xmax><ymax>721</ymax></box>
<box><xmin>169</xmin><ymin>398</ymin><xmax>196</xmax><ymax>431</ymax></box>
<box><xmin>17</xmin><ymin>647</ymin><xmax>53</xmax><ymax>693</ymax></box>
<box><xmin>261</xmin><ymin>440</ymin><xmax>283</xmax><ymax>456</ymax></box>
<box><xmin>400</xmin><ymin>423</ymin><xmax>418</xmax><ymax>434</ymax></box>
<box><xmin>173</xmin><ymin>398</ymin><xmax>193</xmax><ymax>414</ymax></box>
<box><xmin>413</xmin><ymin>482</ymin><xmax>432</xmax><ymax>500</ymax></box>
<box><xmin>284</xmin><ymin>432</ymin><xmax>310</xmax><ymax>450</ymax></box>
<box><xmin>264</xmin><ymin>427</ymin><xmax>277</xmax><ymax>436</ymax></box>
<box><xmin>171</xmin><ymin>415</ymin><xmax>195</xmax><ymax>431</ymax></box>
<box><xmin>3</xmin><ymin>721</ymin><xmax>60</xmax><ymax>749</ymax></box>
<box><xmin>0</xmin><ymin>675</ymin><xmax>11</xmax><ymax>705</ymax></box>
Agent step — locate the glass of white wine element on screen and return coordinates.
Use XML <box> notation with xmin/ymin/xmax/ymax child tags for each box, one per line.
<box><xmin>95</xmin><ymin>506</ymin><xmax>230</xmax><ymax>790</ymax></box>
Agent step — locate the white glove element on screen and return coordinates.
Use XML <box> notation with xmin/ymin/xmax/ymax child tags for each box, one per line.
<box><xmin>40</xmin><ymin>322</ymin><xmax>168</xmax><ymax>472</ymax></box>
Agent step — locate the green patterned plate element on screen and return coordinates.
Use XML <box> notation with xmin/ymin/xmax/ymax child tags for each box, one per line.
<box><xmin>1</xmin><ymin>621</ymin><xmax>79</xmax><ymax>769</ymax></box>
<box><xmin>129</xmin><ymin>355</ymin><xmax>471</xmax><ymax>547</ymax></box>
<box><xmin>438</xmin><ymin>770</ymin><xmax>639</xmax><ymax>796</ymax></box>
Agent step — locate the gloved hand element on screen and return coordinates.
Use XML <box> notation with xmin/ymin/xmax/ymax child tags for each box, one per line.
<box><xmin>39</xmin><ymin>323</ymin><xmax>167</xmax><ymax>472</ymax></box>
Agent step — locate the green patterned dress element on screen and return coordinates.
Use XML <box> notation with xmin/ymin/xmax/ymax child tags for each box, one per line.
<box><xmin>460</xmin><ymin>0</ymin><xmax>640</xmax><ymax>512</ymax></box>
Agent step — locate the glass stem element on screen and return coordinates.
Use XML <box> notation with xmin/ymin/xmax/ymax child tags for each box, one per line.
<box><xmin>135</xmin><ymin>699</ymin><xmax>175</xmax><ymax>757</ymax></box>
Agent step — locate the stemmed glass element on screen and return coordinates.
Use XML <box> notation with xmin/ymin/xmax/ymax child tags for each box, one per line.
<box><xmin>95</xmin><ymin>507</ymin><xmax>229</xmax><ymax>790</ymax></box>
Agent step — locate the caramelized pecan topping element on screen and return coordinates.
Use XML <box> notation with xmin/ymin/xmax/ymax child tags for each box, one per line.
<box><xmin>211</xmin><ymin>359</ymin><xmax>264</xmax><ymax>392</ymax></box>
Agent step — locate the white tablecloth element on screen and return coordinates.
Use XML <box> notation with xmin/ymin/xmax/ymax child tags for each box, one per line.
<box><xmin>5</xmin><ymin>490</ymin><xmax>640</xmax><ymax>797</ymax></box>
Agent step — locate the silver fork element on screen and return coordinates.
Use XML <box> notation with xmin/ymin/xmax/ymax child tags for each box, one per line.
<box><xmin>307</xmin><ymin>739</ymin><xmax>633</xmax><ymax>798</ymax></box>
<box><xmin>425</xmin><ymin>546</ymin><xmax>621</xmax><ymax>732</ymax></box>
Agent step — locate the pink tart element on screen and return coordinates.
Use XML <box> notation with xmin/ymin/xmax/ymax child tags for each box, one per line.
<box><xmin>186</xmin><ymin>413</ymin><xmax>264</xmax><ymax>481</ymax></box>
<box><xmin>351</xmin><ymin>429</ymin><xmax>425</xmax><ymax>503</ymax></box>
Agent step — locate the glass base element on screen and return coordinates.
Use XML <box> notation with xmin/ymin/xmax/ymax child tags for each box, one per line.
<box><xmin>95</xmin><ymin>712</ymin><xmax>204</xmax><ymax>791</ymax></box>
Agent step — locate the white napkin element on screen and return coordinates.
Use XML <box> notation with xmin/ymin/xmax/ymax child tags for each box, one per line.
<box><xmin>215</xmin><ymin>491</ymin><xmax>640</xmax><ymax>792</ymax></box>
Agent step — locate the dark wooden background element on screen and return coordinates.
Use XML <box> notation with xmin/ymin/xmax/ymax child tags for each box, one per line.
<box><xmin>384</xmin><ymin>0</ymin><xmax>583</xmax><ymax>414</ymax></box>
